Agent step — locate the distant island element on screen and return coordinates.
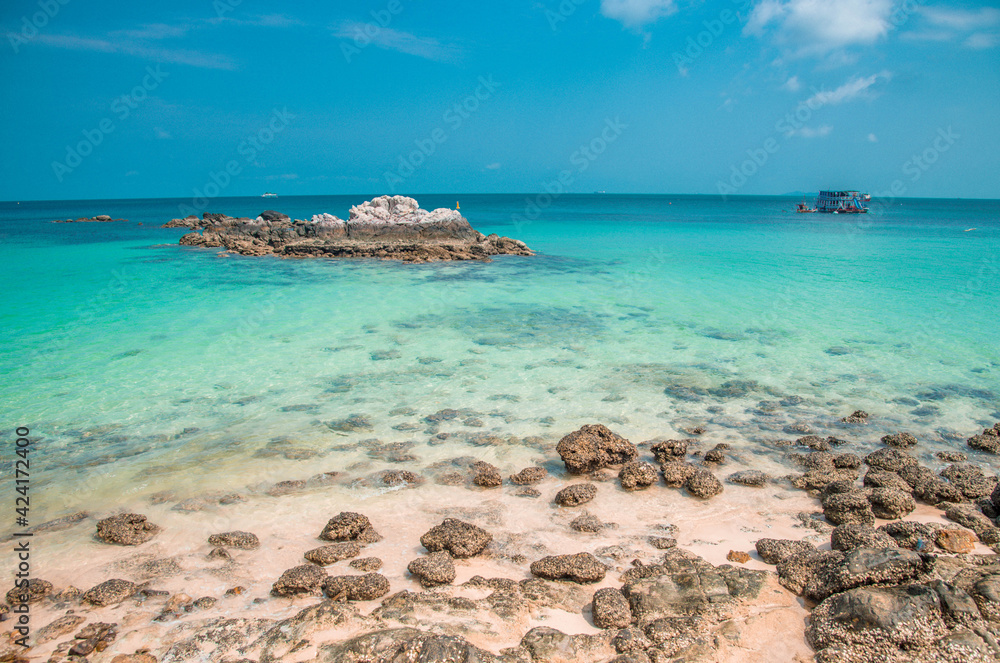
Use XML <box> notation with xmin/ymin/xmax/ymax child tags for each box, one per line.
<box><xmin>166</xmin><ymin>196</ymin><xmax>532</xmax><ymax>263</ymax></box>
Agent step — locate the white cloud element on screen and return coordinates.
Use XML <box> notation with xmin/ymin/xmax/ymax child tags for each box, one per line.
<box><xmin>782</xmin><ymin>75</ymin><xmax>802</xmax><ymax>91</ymax></box>
<box><xmin>745</xmin><ymin>0</ymin><xmax>895</xmax><ymax>56</ymax></box>
<box><xmin>600</xmin><ymin>0</ymin><xmax>678</xmax><ymax>29</ymax></box>
<box><xmin>804</xmin><ymin>71</ymin><xmax>890</xmax><ymax>106</ymax></box>
<box><xmin>485</xmin><ymin>163</ymin><xmax>501</xmax><ymax>170</ymax></box>
<box><xmin>154</xmin><ymin>127</ymin><xmax>172</xmax><ymax>140</ymax></box>
<box><xmin>965</xmin><ymin>32</ymin><xmax>999</xmax><ymax>49</ymax></box>
<box><xmin>920</xmin><ymin>6</ymin><xmax>1000</xmax><ymax>31</ymax></box>
<box><xmin>33</xmin><ymin>34</ymin><xmax>236</xmax><ymax>69</ymax></box>
<box><xmin>789</xmin><ymin>125</ymin><xmax>833</xmax><ymax>138</ymax></box>
<box><xmin>334</xmin><ymin>22</ymin><xmax>461</xmax><ymax>62</ymax></box>
<box><xmin>867</xmin><ymin>133</ymin><xmax>878</xmax><ymax>142</ymax></box>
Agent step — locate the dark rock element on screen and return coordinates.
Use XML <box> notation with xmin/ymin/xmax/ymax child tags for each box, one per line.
<box><xmin>271</xmin><ymin>565</ymin><xmax>327</xmax><ymax>596</ymax></box>
<box><xmin>531</xmin><ymin>553</ymin><xmax>607</xmax><ymax>583</ymax></box>
<box><xmin>322</xmin><ymin>573</ymin><xmax>390</xmax><ymax>601</ymax></box>
<box><xmin>319</xmin><ymin>512</ymin><xmax>381</xmax><ymax>543</ymax></box>
<box><xmin>659</xmin><ymin>461</ymin><xmax>696</xmax><ymax>488</ymax></box>
<box><xmin>807</xmin><ymin>584</ymin><xmax>946</xmax><ymax>659</ymax></box>
<box><xmin>968</xmin><ymin>427</ymin><xmax>1000</xmax><ymax>453</ymax></box>
<box><xmin>266</xmin><ymin>479</ymin><xmax>307</xmax><ymax>496</ymax></box>
<box><xmin>320</xmin><ymin>628</ymin><xmax>499</xmax><ymax>662</ymax></box>
<box><xmin>868</xmin><ymin>486</ymin><xmax>916</xmax><ymax>519</ymax></box>
<box><xmin>472</xmin><ymin>461</ymin><xmax>503</xmax><ymax>488</ymax></box>
<box><xmin>863</xmin><ymin>469</ymin><xmax>913</xmax><ymax>493</ymax></box>
<box><xmin>865</xmin><ymin>448</ymin><xmax>919</xmax><ymax>473</ymax></box>
<box><xmin>556</xmin><ymin>424</ymin><xmax>637</xmax><ymax>474</ymax></box>
<box><xmin>833</xmin><ymin>453</ymin><xmax>862</xmax><ymax>469</ymax></box>
<box><xmin>777</xmin><ymin>550</ymin><xmax>841</xmax><ymax>595</ymax></box>
<box><xmin>83</xmin><ymin>579</ymin><xmax>137</xmax><ymax>606</ymax></box>
<box><xmin>619</xmin><ymin>461</ymin><xmax>658</xmax><ymax>491</ymax></box>
<box><xmin>831</xmin><ymin>523</ymin><xmax>898</xmax><ymax>551</ymax></box>
<box><xmin>555</xmin><ymin>483</ymin><xmax>598</xmax><ymax>506</ymax></box>
<box><xmin>899</xmin><ymin>464</ymin><xmax>965</xmax><ymax>505</ymax></box>
<box><xmin>612</xmin><ymin>626</ymin><xmax>652</xmax><ymax>654</ymax></box>
<box><xmin>823</xmin><ymin>491</ymin><xmax>875</xmax><ymax>525</ymax></box>
<box><xmin>592</xmin><ymin>587</ymin><xmax>632</xmax><ymax>629</ymax></box>
<box><xmin>420</xmin><ymin>518</ymin><xmax>492</xmax><ymax>558</ymax></box>
<box><xmin>703</xmin><ymin>445</ymin><xmax>726</xmax><ymax>464</ymax></box>
<box><xmin>207</xmin><ymin>531</ymin><xmax>260</xmax><ymax>550</ymax></box>
<box><xmin>648</xmin><ymin>536</ymin><xmax>677</xmax><ymax>550</ymax></box>
<box><xmin>940</xmin><ymin>463</ymin><xmax>997</xmax><ymax>500</ymax></box>
<box><xmin>305</xmin><ymin>542</ymin><xmax>362</xmax><ymax>565</ymax></box>
<box><xmin>881</xmin><ymin>432</ymin><xmax>918</xmax><ymax>448</ymax></box>
<box><xmin>878</xmin><ymin>521</ymin><xmax>940</xmax><ymax>552</ymax></box>
<box><xmin>727</xmin><ymin>470</ymin><xmax>769</xmax><ymax>487</ymax></box>
<box><xmin>684</xmin><ymin>468</ymin><xmax>723</xmax><ymax>498</ymax></box>
<box><xmin>802</xmin><ymin>547</ymin><xmax>928</xmax><ymax>602</ymax></box>
<box><xmin>407</xmin><ymin>551</ymin><xmax>456</xmax><ymax>587</ymax></box>
<box><xmin>937</xmin><ymin>451</ymin><xmax>968</xmax><ymax>463</ymax></box>
<box><xmin>649</xmin><ymin>439</ymin><xmax>689</xmax><ymax>463</ymax></box>
<box><xmin>797</xmin><ymin>435</ymin><xmax>830</xmax><ymax>451</ymax></box>
<box><xmin>755</xmin><ymin>538</ymin><xmax>815</xmax><ymax>565</ymax></box>
<box><xmin>791</xmin><ymin>468</ymin><xmax>860</xmax><ymax>492</ymax></box>
<box><xmin>520</xmin><ymin>626</ymin><xmax>613</xmax><ymax>663</ymax></box>
<box><xmin>96</xmin><ymin>513</ymin><xmax>160</xmax><ymax>545</ymax></box>
<box><xmin>207</xmin><ymin>546</ymin><xmax>232</xmax><ymax>561</ymax></box>
<box><xmin>510</xmin><ymin>466</ymin><xmax>547</xmax><ymax>485</ymax></box>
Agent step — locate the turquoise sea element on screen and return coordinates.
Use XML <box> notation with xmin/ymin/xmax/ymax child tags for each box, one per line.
<box><xmin>2</xmin><ymin>194</ymin><xmax>999</xmax><ymax>526</ymax></box>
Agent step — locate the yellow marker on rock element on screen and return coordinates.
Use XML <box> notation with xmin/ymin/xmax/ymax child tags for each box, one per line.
<box><xmin>456</xmin><ymin>201</ymin><xmax>460</xmax><ymax>210</ymax></box>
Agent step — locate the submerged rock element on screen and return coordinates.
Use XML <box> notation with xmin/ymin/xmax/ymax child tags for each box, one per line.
<box><xmin>96</xmin><ymin>513</ymin><xmax>160</xmax><ymax>545</ymax></box>
<box><xmin>5</xmin><ymin>578</ymin><xmax>53</xmax><ymax>605</ymax></box>
<box><xmin>649</xmin><ymin>439</ymin><xmax>689</xmax><ymax>463</ymax></box>
<box><xmin>619</xmin><ymin>461</ymin><xmax>658</xmax><ymax>491</ymax></box>
<box><xmin>510</xmin><ymin>466</ymin><xmax>548</xmax><ymax>485</ymax></box>
<box><xmin>305</xmin><ymin>542</ymin><xmax>362</xmax><ymax>565</ymax></box>
<box><xmin>727</xmin><ymin>469</ymin><xmax>770</xmax><ymax>487</ymax></box>
<box><xmin>207</xmin><ymin>531</ymin><xmax>260</xmax><ymax>550</ymax></box>
<box><xmin>684</xmin><ymin>468</ymin><xmax>723</xmax><ymax>498</ymax></box>
<box><xmin>471</xmin><ymin>460</ymin><xmax>503</xmax><ymax>488</ymax></box>
<box><xmin>967</xmin><ymin>425</ymin><xmax>1000</xmax><ymax>453</ymax></box>
<box><xmin>320</xmin><ymin>629</ymin><xmax>499</xmax><ymax>662</ymax></box>
<box><xmin>271</xmin><ymin>565</ymin><xmax>327</xmax><ymax>597</ymax></box>
<box><xmin>82</xmin><ymin>579</ymin><xmax>137</xmax><ymax>606</ymax></box>
<box><xmin>881</xmin><ymin>432</ymin><xmax>918</xmax><ymax>448</ymax></box>
<box><xmin>556</xmin><ymin>424</ymin><xmax>637</xmax><ymax>474</ymax></box>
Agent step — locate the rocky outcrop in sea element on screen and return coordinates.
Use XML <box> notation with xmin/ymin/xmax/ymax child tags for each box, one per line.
<box><xmin>169</xmin><ymin>196</ymin><xmax>532</xmax><ymax>262</ymax></box>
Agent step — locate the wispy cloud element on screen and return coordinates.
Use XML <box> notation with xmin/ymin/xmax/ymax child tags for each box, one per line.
<box><xmin>789</xmin><ymin>124</ymin><xmax>833</xmax><ymax>138</ymax></box>
<box><xmin>965</xmin><ymin>32</ymin><xmax>999</xmax><ymax>49</ymax></box>
<box><xmin>600</xmin><ymin>0</ymin><xmax>678</xmax><ymax>29</ymax></box>
<box><xmin>920</xmin><ymin>6</ymin><xmax>1000</xmax><ymax>31</ymax></box>
<box><xmin>33</xmin><ymin>34</ymin><xmax>237</xmax><ymax>69</ymax></box>
<box><xmin>745</xmin><ymin>0</ymin><xmax>895</xmax><ymax>57</ymax></box>
<box><xmin>868</xmin><ymin>133</ymin><xmax>878</xmax><ymax>142</ymax></box>
<box><xmin>154</xmin><ymin>127</ymin><xmax>173</xmax><ymax>139</ymax></box>
<box><xmin>333</xmin><ymin>22</ymin><xmax>461</xmax><ymax>62</ymax></box>
<box><xmin>805</xmin><ymin>71</ymin><xmax>891</xmax><ymax>106</ymax></box>
<box><xmin>782</xmin><ymin>75</ymin><xmax>802</xmax><ymax>91</ymax></box>
<box><xmin>485</xmin><ymin>162</ymin><xmax>501</xmax><ymax>170</ymax></box>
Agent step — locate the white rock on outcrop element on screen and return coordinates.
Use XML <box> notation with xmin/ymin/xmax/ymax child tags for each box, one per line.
<box><xmin>311</xmin><ymin>213</ymin><xmax>345</xmax><ymax>225</ymax></box>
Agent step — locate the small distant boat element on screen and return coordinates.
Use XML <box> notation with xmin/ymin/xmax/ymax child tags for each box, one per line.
<box><xmin>816</xmin><ymin>190</ymin><xmax>868</xmax><ymax>214</ymax></box>
<box><xmin>795</xmin><ymin>202</ymin><xmax>816</xmax><ymax>213</ymax></box>
<box><xmin>261</xmin><ymin>192</ymin><xmax>278</xmax><ymax>198</ymax></box>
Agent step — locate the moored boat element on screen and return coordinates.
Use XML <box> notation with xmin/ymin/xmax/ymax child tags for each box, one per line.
<box><xmin>816</xmin><ymin>190</ymin><xmax>868</xmax><ymax>213</ymax></box>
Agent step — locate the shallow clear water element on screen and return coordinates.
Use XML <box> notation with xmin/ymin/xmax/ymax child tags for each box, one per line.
<box><xmin>2</xmin><ymin>194</ymin><xmax>998</xmax><ymax>525</ymax></box>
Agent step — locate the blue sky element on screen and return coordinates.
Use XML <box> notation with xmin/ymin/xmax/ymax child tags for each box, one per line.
<box><xmin>1</xmin><ymin>0</ymin><xmax>998</xmax><ymax>200</ymax></box>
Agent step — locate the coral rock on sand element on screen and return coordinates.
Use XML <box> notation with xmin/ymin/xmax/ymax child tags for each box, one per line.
<box><xmin>684</xmin><ymin>468</ymin><xmax>723</xmax><ymax>498</ymax></box>
<box><xmin>407</xmin><ymin>551</ymin><xmax>457</xmax><ymax>587</ymax></box>
<box><xmin>555</xmin><ymin>483</ymin><xmax>598</xmax><ymax>506</ymax></box>
<box><xmin>96</xmin><ymin>513</ymin><xmax>161</xmax><ymax>545</ymax></box>
<box><xmin>271</xmin><ymin>565</ymin><xmax>328</xmax><ymax>597</ymax></box>
<box><xmin>556</xmin><ymin>424</ymin><xmax>637</xmax><ymax>474</ymax></box>
<box><xmin>660</xmin><ymin>461</ymin><xmax>697</xmax><ymax>488</ymax></box>
<box><xmin>305</xmin><ymin>542</ymin><xmax>363</xmax><ymax>566</ymax></box>
<box><xmin>530</xmin><ymin>553</ymin><xmax>607</xmax><ymax>583</ymax></box>
<box><xmin>6</xmin><ymin>578</ymin><xmax>53</xmax><ymax>605</ymax></box>
<box><xmin>618</xmin><ymin>461</ymin><xmax>658</xmax><ymax>491</ymax></box>
<box><xmin>207</xmin><ymin>531</ymin><xmax>260</xmax><ymax>550</ymax></box>
<box><xmin>83</xmin><ymin>579</ymin><xmax>137</xmax><ymax>606</ymax></box>
<box><xmin>322</xmin><ymin>573</ymin><xmax>390</xmax><ymax>601</ymax></box>
<box><xmin>830</xmin><ymin>524</ymin><xmax>898</xmax><ymax>552</ymax></box>
<box><xmin>472</xmin><ymin>461</ymin><xmax>503</xmax><ymax>488</ymax></box>
<box><xmin>591</xmin><ymin>587</ymin><xmax>633</xmax><ymax>629</ymax></box>
<box><xmin>350</xmin><ymin>557</ymin><xmax>383</xmax><ymax>572</ymax></box>
<box><xmin>419</xmin><ymin>518</ymin><xmax>492</xmax><ymax>558</ymax></box>
<box><xmin>867</xmin><ymin>487</ymin><xmax>916</xmax><ymax>520</ymax></box>
<box><xmin>967</xmin><ymin>424</ymin><xmax>1000</xmax><ymax>453</ymax></box>
<box><xmin>649</xmin><ymin>438</ymin><xmax>689</xmax><ymax>463</ymax></box>
<box><xmin>755</xmin><ymin>538</ymin><xmax>815</xmax><ymax>565</ymax></box>
<box><xmin>319</xmin><ymin>512</ymin><xmax>381</xmax><ymax>543</ymax></box>
<box><xmin>822</xmin><ymin>491</ymin><xmax>875</xmax><ymax>525</ymax></box>
<box><xmin>727</xmin><ymin>470</ymin><xmax>770</xmax><ymax>487</ymax></box>
<box><xmin>881</xmin><ymin>432</ymin><xmax>918</xmax><ymax>448</ymax></box>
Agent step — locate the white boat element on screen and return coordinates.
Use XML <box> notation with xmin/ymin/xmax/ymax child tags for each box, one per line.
<box><xmin>261</xmin><ymin>192</ymin><xmax>278</xmax><ymax>198</ymax></box>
